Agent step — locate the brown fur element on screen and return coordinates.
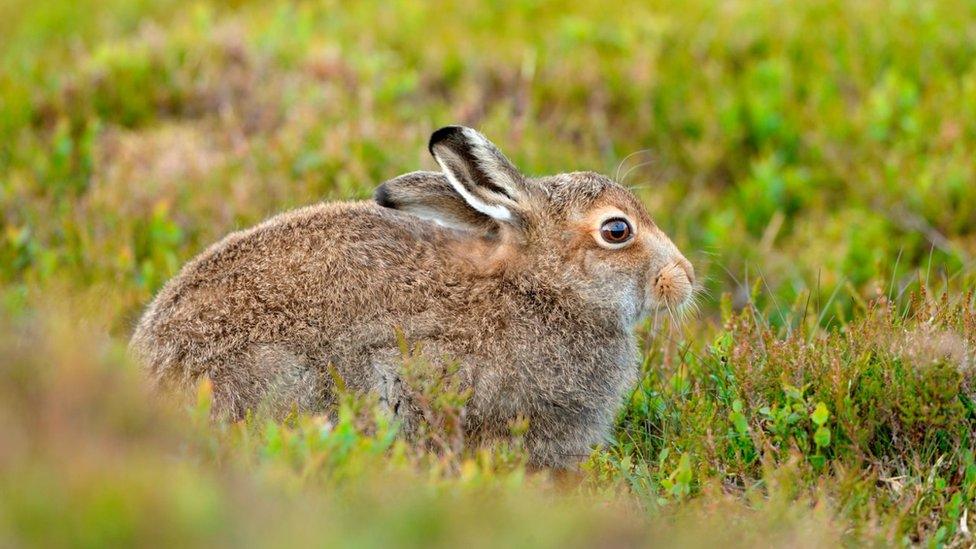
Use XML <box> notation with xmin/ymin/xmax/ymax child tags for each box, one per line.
<box><xmin>130</xmin><ymin>127</ymin><xmax>694</xmax><ymax>467</ymax></box>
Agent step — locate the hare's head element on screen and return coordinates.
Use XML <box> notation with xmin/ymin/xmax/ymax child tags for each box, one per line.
<box><xmin>376</xmin><ymin>126</ymin><xmax>695</xmax><ymax>325</ymax></box>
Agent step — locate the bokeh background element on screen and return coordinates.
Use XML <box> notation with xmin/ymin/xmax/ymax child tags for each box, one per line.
<box><xmin>1</xmin><ymin>0</ymin><xmax>975</xmax><ymax>546</ymax></box>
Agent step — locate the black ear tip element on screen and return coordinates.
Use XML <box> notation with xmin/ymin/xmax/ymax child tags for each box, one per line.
<box><xmin>428</xmin><ymin>125</ymin><xmax>465</xmax><ymax>155</ymax></box>
<box><xmin>373</xmin><ymin>183</ymin><xmax>395</xmax><ymax>208</ymax></box>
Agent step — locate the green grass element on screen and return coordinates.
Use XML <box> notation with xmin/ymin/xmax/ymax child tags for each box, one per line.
<box><xmin>1</xmin><ymin>0</ymin><xmax>975</xmax><ymax>546</ymax></box>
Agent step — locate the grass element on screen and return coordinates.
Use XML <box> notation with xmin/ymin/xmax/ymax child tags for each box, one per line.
<box><xmin>1</xmin><ymin>0</ymin><xmax>975</xmax><ymax>546</ymax></box>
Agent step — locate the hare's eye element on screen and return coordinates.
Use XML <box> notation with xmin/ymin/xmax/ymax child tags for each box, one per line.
<box><xmin>599</xmin><ymin>218</ymin><xmax>633</xmax><ymax>244</ymax></box>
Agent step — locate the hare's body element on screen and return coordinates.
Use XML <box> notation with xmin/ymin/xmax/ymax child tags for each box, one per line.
<box><xmin>132</xmin><ymin>127</ymin><xmax>694</xmax><ymax>467</ymax></box>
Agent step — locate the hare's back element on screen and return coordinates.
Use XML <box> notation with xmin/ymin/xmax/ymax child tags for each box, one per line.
<box><xmin>136</xmin><ymin>201</ymin><xmax>445</xmax><ymax>355</ymax></box>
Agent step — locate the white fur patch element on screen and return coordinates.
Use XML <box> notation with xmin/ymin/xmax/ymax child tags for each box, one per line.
<box><xmin>402</xmin><ymin>205</ymin><xmax>474</xmax><ymax>231</ymax></box>
<box><xmin>434</xmin><ymin>157</ymin><xmax>513</xmax><ymax>222</ymax></box>
<box><xmin>618</xmin><ymin>280</ymin><xmax>641</xmax><ymax>325</ymax></box>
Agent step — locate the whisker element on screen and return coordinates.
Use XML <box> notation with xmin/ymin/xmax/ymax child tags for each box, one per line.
<box><xmin>620</xmin><ymin>157</ymin><xmax>659</xmax><ymax>185</ymax></box>
<box><xmin>665</xmin><ymin>302</ymin><xmax>681</xmax><ymax>331</ymax></box>
<box><xmin>625</xmin><ymin>183</ymin><xmax>655</xmax><ymax>192</ymax></box>
<box><xmin>717</xmin><ymin>262</ymin><xmax>744</xmax><ymax>289</ymax></box>
<box><xmin>614</xmin><ymin>149</ymin><xmax>654</xmax><ymax>182</ymax></box>
<box><xmin>691</xmin><ymin>282</ymin><xmax>711</xmax><ymax>298</ymax></box>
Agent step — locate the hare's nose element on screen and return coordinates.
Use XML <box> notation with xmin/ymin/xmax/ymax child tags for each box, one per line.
<box><xmin>653</xmin><ymin>258</ymin><xmax>694</xmax><ymax>306</ymax></box>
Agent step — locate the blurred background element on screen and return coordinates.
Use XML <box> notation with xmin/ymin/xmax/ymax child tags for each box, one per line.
<box><xmin>1</xmin><ymin>0</ymin><xmax>974</xmax><ymax>546</ymax></box>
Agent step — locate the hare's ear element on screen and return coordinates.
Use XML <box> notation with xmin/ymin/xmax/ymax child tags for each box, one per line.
<box><xmin>428</xmin><ymin>126</ymin><xmax>529</xmax><ymax>225</ymax></box>
<box><xmin>374</xmin><ymin>171</ymin><xmax>496</xmax><ymax>233</ymax></box>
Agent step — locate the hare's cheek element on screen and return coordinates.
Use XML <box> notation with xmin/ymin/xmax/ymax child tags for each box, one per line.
<box><xmin>593</xmin><ymin>264</ymin><xmax>644</xmax><ymax>316</ymax></box>
<box><xmin>615</xmin><ymin>280</ymin><xmax>643</xmax><ymax>321</ymax></box>
<box><xmin>578</xmin><ymin>248</ymin><xmax>605</xmax><ymax>277</ymax></box>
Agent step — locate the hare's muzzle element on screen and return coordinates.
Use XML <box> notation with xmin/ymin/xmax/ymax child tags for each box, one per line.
<box><xmin>652</xmin><ymin>257</ymin><xmax>695</xmax><ymax>309</ymax></box>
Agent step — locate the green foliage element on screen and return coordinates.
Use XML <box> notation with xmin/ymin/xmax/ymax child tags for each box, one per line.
<box><xmin>1</xmin><ymin>0</ymin><xmax>976</xmax><ymax>546</ymax></box>
<box><xmin>611</xmin><ymin>293</ymin><xmax>976</xmax><ymax>543</ymax></box>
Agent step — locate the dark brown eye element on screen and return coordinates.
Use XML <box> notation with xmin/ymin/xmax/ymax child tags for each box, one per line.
<box><xmin>599</xmin><ymin>218</ymin><xmax>633</xmax><ymax>244</ymax></box>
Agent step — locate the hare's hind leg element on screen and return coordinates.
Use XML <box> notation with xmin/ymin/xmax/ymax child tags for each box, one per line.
<box><xmin>524</xmin><ymin>410</ymin><xmax>610</xmax><ymax>469</ymax></box>
<box><xmin>208</xmin><ymin>345</ymin><xmax>331</xmax><ymax>420</ymax></box>
<box><xmin>371</xmin><ymin>351</ymin><xmax>420</xmax><ymax>437</ymax></box>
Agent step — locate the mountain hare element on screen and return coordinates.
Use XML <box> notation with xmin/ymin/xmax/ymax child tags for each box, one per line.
<box><xmin>130</xmin><ymin>126</ymin><xmax>695</xmax><ymax>467</ymax></box>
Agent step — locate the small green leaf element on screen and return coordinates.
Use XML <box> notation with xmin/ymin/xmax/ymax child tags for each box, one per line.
<box><xmin>713</xmin><ymin>330</ymin><xmax>733</xmax><ymax>353</ymax></box>
<box><xmin>811</xmin><ymin>402</ymin><xmax>830</xmax><ymax>426</ymax></box>
<box><xmin>814</xmin><ymin>426</ymin><xmax>831</xmax><ymax>448</ymax></box>
<box><xmin>730</xmin><ymin>411</ymin><xmax>748</xmax><ymax>436</ymax></box>
<box><xmin>674</xmin><ymin>453</ymin><xmax>692</xmax><ymax>485</ymax></box>
<box><xmin>667</xmin><ymin>453</ymin><xmax>694</xmax><ymax>498</ymax></box>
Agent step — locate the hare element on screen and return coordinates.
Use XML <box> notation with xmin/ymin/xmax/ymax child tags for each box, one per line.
<box><xmin>130</xmin><ymin>126</ymin><xmax>695</xmax><ymax>467</ymax></box>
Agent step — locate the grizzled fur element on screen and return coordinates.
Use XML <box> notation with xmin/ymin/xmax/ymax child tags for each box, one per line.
<box><xmin>130</xmin><ymin>126</ymin><xmax>694</xmax><ymax>467</ymax></box>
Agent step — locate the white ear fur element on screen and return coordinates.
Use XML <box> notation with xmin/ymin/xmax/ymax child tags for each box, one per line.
<box><xmin>428</xmin><ymin>126</ymin><xmax>527</xmax><ymax>224</ymax></box>
<box><xmin>434</xmin><ymin>156</ymin><xmax>514</xmax><ymax>221</ymax></box>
